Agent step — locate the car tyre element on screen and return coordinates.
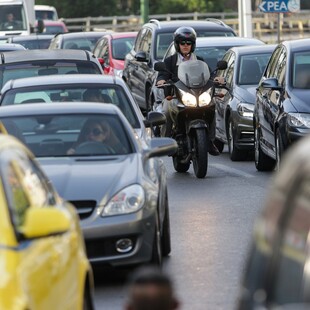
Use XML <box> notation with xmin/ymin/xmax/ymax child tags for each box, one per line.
<box><xmin>151</xmin><ymin>219</ymin><xmax>162</xmax><ymax>266</ymax></box>
<box><xmin>254</xmin><ymin>125</ymin><xmax>275</xmax><ymax>171</ymax></box>
<box><xmin>83</xmin><ymin>280</ymin><xmax>94</xmax><ymax>310</ymax></box>
<box><xmin>276</xmin><ymin>128</ymin><xmax>284</xmax><ymax>171</ymax></box>
<box><xmin>161</xmin><ymin>190</ymin><xmax>171</xmax><ymax>256</ymax></box>
<box><xmin>227</xmin><ymin>118</ymin><xmax>246</xmax><ymax>161</ymax></box>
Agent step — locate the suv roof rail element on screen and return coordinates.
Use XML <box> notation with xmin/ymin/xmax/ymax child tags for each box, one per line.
<box><xmin>205</xmin><ymin>18</ymin><xmax>228</xmax><ymax>27</ymax></box>
<box><xmin>149</xmin><ymin>19</ymin><xmax>161</xmax><ymax>28</ymax></box>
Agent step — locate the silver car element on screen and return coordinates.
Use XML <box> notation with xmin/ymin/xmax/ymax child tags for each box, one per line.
<box><xmin>0</xmin><ymin>103</ymin><xmax>177</xmax><ymax>267</ymax></box>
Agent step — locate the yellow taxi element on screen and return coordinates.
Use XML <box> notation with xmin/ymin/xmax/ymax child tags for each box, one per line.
<box><xmin>0</xmin><ymin>133</ymin><xmax>95</xmax><ymax>310</ymax></box>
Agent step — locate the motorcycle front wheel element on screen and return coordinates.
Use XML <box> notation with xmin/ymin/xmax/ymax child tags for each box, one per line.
<box><xmin>192</xmin><ymin>129</ymin><xmax>208</xmax><ymax>178</ymax></box>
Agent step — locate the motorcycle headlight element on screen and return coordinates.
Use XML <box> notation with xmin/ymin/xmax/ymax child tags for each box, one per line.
<box><xmin>287</xmin><ymin>113</ymin><xmax>310</xmax><ymax>128</ymax></box>
<box><xmin>180</xmin><ymin>89</ymin><xmax>197</xmax><ymax>107</ymax></box>
<box><xmin>198</xmin><ymin>91</ymin><xmax>212</xmax><ymax>107</ymax></box>
<box><xmin>101</xmin><ymin>184</ymin><xmax>145</xmax><ymax>216</ymax></box>
<box><xmin>237</xmin><ymin>103</ymin><xmax>254</xmax><ymax>119</ymax></box>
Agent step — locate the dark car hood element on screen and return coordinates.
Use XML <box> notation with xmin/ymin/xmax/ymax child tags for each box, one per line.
<box><xmin>288</xmin><ymin>89</ymin><xmax>310</xmax><ymax>112</ymax></box>
<box><xmin>38</xmin><ymin>155</ymin><xmax>139</xmax><ymax>202</ymax></box>
<box><xmin>235</xmin><ymin>85</ymin><xmax>257</xmax><ymax>104</ymax></box>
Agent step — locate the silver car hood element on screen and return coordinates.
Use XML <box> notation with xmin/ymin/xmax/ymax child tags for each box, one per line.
<box><xmin>38</xmin><ymin>155</ymin><xmax>139</xmax><ymax>202</ymax></box>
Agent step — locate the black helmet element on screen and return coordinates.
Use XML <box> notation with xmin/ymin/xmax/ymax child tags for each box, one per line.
<box><xmin>173</xmin><ymin>26</ymin><xmax>197</xmax><ymax>54</ymax></box>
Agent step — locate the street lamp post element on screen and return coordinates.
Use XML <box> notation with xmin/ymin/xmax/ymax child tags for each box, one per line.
<box><xmin>140</xmin><ymin>0</ymin><xmax>149</xmax><ymax>24</ymax></box>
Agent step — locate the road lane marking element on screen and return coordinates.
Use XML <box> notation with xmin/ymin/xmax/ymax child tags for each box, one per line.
<box><xmin>210</xmin><ymin>163</ymin><xmax>255</xmax><ymax>178</ymax></box>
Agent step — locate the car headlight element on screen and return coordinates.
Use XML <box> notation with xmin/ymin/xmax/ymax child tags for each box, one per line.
<box><xmin>101</xmin><ymin>184</ymin><xmax>145</xmax><ymax>216</ymax></box>
<box><xmin>237</xmin><ymin>103</ymin><xmax>254</xmax><ymax>119</ymax></box>
<box><xmin>198</xmin><ymin>91</ymin><xmax>212</xmax><ymax>107</ymax></box>
<box><xmin>180</xmin><ymin>89</ymin><xmax>197</xmax><ymax>107</ymax></box>
<box><xmin>287</xmin><ymin>113</ymin><xmax>310</xmax><ymax>128</ymax></box>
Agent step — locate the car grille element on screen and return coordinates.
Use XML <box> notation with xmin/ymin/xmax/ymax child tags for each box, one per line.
<box><xmin>69</xmin><ymin>200</ymin><xmax>97</xmax><ymax>219</ymax></box>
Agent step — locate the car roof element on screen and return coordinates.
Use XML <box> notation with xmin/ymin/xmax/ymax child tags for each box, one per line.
<box><xmin>145</xmin><ymin>19</ymin><xmax>235</xmax><ymax>33</ymax></box>
<box><xmin>281</xmin><ymin>38</ymin><xmax>310</xmax><ymax>52</ymax></box>
<box><xmin>195</xmin><ymin>36</ymin><xmax>264</xmax><ymax>47</ymax></box>
<box><xmin>229</xmin><ymin>44</ymin><xmax>277</xmax><ymax>55</ymax></box>
<box><xmin>2</xmin><ymin>74</ymin><xmax>118</xmax><ymax>89</ymax></box>
<box><xmin>107</xmin><ymin>32</ymin><xmax>137</xmax><ymax>39</ymax></box>
<box><xmin>8</xmin><ymin>34</ymin><xmax>55</xmax><ymax>42</ymax></box>
<box><xmin>54</xmin><ymin>32</ymin><xmax>110</xmax><ymax>39</ymax></box>
<box><xmin>0</xmin><ymin>49</ymin><xmax>97</xmax><ymax>64</ymax></box>
<box><xmin>0</xmin><ymin>102</ymin><xmax>122</xmax><ymax>117</ymax></box>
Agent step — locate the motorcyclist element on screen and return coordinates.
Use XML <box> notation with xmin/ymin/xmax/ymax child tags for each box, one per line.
<box><xmin>156</xmin><ymin>26</ymin><xmax>223</xmax><ymax>156</ymax></box>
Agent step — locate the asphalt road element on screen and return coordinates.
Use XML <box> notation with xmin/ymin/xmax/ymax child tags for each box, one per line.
<box><xmin>93</xmin><ymin>147</ymin><xmax>274</xmax><ymax>309</ymax></box>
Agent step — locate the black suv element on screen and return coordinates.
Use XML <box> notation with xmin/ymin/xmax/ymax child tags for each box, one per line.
<box><xmin>122</xmin><ymin>19</ymin><xmax>236</xmax><ymax>112</ymax></box>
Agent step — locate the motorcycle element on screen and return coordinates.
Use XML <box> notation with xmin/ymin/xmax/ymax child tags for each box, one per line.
<box><xmin>154</xmin><ymin>59</ymin><xmax>227</xmax><ymax>178</ymax></box>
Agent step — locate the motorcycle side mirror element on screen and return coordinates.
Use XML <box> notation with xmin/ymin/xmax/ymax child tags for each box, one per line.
<box><xmin>216</xmin><ymin>60</ymin><xmax>228</xmax><ymax>70</ymax></box>
<box><xmin>154</xmin><ymin>62</ymin><xmax>166</xmax><ymax>72</ymax></box>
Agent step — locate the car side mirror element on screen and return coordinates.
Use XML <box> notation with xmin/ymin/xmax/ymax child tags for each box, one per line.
<box><xmin>216</xmin><ymin>60</ymin><xmax>227</xmax><ymax>70</ymax></box>
<box><xmin>261</xmin><ymin>77</ymin><xmax>283</xmax><ymax>91</ymax></box>
<box><xmin>144</xmin><ymin>111</ymin><xmax>166</xmax><ymax>128</ymax></box>
<box><xmin>21</xmin><ymin>207</ymin><xmax>70</xmax><ymax>239</ymax></box>
<box><xmin>135</xmin><ymin>51</ymin><xmax>148</xmax><ymax>62</ymax></box>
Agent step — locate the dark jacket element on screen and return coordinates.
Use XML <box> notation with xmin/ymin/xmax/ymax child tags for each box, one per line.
<box><xmin>156</xmin><ymin>53</ymin><xmax>204</xmax><ymax>83</ymax></box>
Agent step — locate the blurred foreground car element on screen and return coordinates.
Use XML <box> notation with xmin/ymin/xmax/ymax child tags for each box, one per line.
<box><xmin>0</xmin><ymin>49</ymin><xmax>103</xmax><ymax>89</ymax></box>
<box><xmin>213</xmin><ymin>44</ymin><xmax>276</xmax><ymax>159</ymax></box>
<box><xmin>237</xmin><ymin>134</ymin><xmax>310</xmax><ymax>309</ymax></box>
<box><xmin>93</xmin><ymin>31</ymin><xmax>137</xmax><ymax>77</ymax></box>
<box><xmin>0</xmin><ymin>103</ymin><xmax>177</xmax><ymax>267</ymax></box>
<box><xmin>0</xmin><ymin>133</ymin><xmax>94</xmax><ymax>310</ymax></box>
<box><xmin>6</xmin><ymin>34</ymin><xmax>54</xmax><ymax>49</ymax></box>
<box><xmin>254</xmin><ymin>38</ymin><xmax>310</xmax><ymax>171</ymax></box>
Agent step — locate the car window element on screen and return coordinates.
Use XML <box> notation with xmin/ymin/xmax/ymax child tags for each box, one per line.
<box><xmin>224</xmin><ymin>52</ymin><xmax>235</xmax><ymax>88</ymax></box>
<box><xmin>156</xmin><ymin>33</ymin><xmax>174</xmax><ymax>60</ymax></box>
<box><xmin>140</xmin><ymin>29</ymin><xmax>152</xmax><ymax>54</ymax></box>
<box><xmin>134</xmin><ymin>28</ymin><xmax>147</xmax><ymax>52</ymax></box>
<box><xmin>272</xmin><ymin>175</ymin><xmax>310</xmax><ymax>304</ymax></box>
<box><xmin>0</xmin><ymin>61</ymin><xmax>102</xmax><ymax>88</ymax></box>
<box><xmin>2</xmin><ymin>114</ymin><xmax>133</xmax><ymax>157</ymax></box>
<box><xmin>1</xmin><ymin>85</ymin><xmax>140</xmax><ymax>128</ymax></box>
<box><xmin>265</xmin><ymin>46</ymin><xmax>283</xmax><ymax>79</ymax></box>
<box><xmin>292</xmin><ymin>51</ymin><xmax>310</xmax><ymax>89</ymax></box>
<box><xmin>238</xmin><ymin>53</ymin><xmax>272</xmax><ymax>85</ymax></box>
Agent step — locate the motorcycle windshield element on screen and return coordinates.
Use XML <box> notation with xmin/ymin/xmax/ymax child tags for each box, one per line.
<box><xmin>178</xmin><ymin>60</ymin><xmax>210</xmax><ymax>89</ymax></box>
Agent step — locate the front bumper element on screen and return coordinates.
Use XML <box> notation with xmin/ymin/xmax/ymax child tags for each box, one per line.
<box><xmin>234</xmin><ymin>116</ymin><xmax>254</xmax><ymax>150</ymax></box>
<box><xmin>81</xmin><ymin>208</ymin><xmax>156</xmax><ymax>267</ymax></box>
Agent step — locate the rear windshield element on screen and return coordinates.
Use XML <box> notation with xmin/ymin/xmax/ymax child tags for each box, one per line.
<box><xmin>0</xmin><ymin>61</ymin><xmax>102</xmax><ymax>88</ymax></box>
<box><xmin>1</xmin><ymin>84</ymin><xmax>140</xmax><ymax>129</ymax></box>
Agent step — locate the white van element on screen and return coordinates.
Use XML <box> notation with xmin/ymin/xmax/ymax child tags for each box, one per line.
<box><xmin>35</xmin><ymin>5</ymin><xmax>58</xmax><ymax>21</ymax></box>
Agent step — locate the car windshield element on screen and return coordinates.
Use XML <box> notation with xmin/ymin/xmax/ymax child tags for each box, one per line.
<box><xmin>1</xmin><ymin>114</ymin><xmax>133</xmax><ymax>157</ymax></box>
<box><xmin>238</xmin><ymin>53</ymin><xmax>272</xmax><ymax>85</ymax></box>
<box><xmin>1</xmin><ymin>84</ymin><xmax>140</xmax><ymax>128</ymax></box>
<box><xmin>155</xmin><ymin>30</ymin><xmax>235</xmax><ymax>60</ymax></box>
<box><xmin>0</xmin><ymin>61</ymin><xmax>102</xmax><ymax>88</ymax></box>
<box><xmin>292</xmin><ymin>51</ymin><xmax>310</xmax><ymax>89</ymax></box>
